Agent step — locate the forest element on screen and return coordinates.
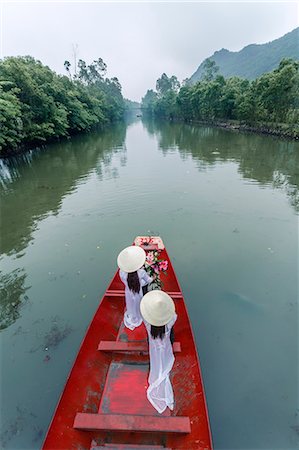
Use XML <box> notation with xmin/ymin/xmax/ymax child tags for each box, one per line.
<box><xmin>1</xmin><ymin>55</ymin><xmax>298</xmax><ymax>158</ymax></box>
<box><xmin>142</xmin><ymin>58</ymin><xmax>299</xmax><ymax>138</ymax></box>
<box><xmin>0</xmin><ymin>56</ymin><xmax>125</xmax><ymax>156</ymax></box>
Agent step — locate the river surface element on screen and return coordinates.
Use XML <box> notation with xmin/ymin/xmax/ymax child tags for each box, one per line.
<box><xmin>0</xmin><ymin>117</ymin><xmax>298</xmax><ymax>450</ymax></box>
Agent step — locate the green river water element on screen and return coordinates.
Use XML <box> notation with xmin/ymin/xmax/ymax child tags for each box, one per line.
<box><xmin>0</xmin><ymin>116</ymin><xmax>298</xmax><ymax>449</ymax></box>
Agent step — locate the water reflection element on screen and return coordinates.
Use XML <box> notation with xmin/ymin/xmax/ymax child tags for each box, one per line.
<box><xmin>0</xmin><ymin>117</ymin><xmax>297</xmax><ymax>450</ymax></box>
<box><xmin>142</xmin><ymin>118</ymin><xmax>299</xmax><ymax>213</ymax></box>
<box><xmin>28</xmin><ymin>316</ymin><xmax>73</xmax><ymax>354</ymax></box>
<box><xmin>0</xmin><ymin>122</ymin><xmax>127</xmax><ymax>256</ymax></box>
<box><xmin>0</xmin><ymin>268</ymin><xmax>29</xmax><ymax>330</ymax></box>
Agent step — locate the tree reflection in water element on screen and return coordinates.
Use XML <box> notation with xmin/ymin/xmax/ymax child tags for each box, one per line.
<box><xmin>0</xmin><ymin>122</ymin><xmax>128</xmax><ymax>257</ymax></box>
<box><xmin>142</xmin><ymin>117</ymin><xmax>299</xmax><ymax>213</ymax></box>
<box><xmin>0</xmin><ymin>268</ymin><xmax>29</xmax><ymax>330</ymax></box>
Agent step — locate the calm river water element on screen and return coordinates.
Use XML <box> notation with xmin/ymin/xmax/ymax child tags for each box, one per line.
<box><xmin>0</xmin><ymin>117</ymin><xmax>298</xmax><ymax>449</ymax></box>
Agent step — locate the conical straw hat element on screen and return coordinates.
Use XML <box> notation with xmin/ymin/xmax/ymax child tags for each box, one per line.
<box><xmin>140</xmin><ymin>290</ymin><xmax>175</xmax><ymax>326</ymax></box>
<box><xmin>117</xmin><ymin>246</ymin><xmax>146</xmax><ymax>273</ymax></box>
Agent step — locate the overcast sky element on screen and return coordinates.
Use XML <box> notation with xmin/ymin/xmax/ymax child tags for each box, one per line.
<box><xmin>1</xmin><ymin>1</ymin><xmax>298</xmax><ymax>101</ymax></box>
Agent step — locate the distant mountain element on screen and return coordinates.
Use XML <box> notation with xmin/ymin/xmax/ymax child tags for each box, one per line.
<box><xmin>189</xmin><ymin>27</ymin><xmax>299</xmax><ymax>83</ymax></box>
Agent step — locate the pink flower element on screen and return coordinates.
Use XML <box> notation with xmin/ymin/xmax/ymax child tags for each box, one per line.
<box><xmin>146</xmin><ymin>252</ymin><xmax>154</xmax><ymax>266</ymax></box>
<box><xmin>159</xmin><ymin>260</ymin><xmax>168</xmax><ymax>271</ymax></box>
<box><xmin>141</xmin><ymin>237</ymin><xmax>153</xmax><ymax>245</ymax></box>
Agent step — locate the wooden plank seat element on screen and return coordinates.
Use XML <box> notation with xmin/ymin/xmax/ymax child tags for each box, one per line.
<box><xmin>74</xmin><ymin>413</ymin><xmax>191</xmax><ymax>433</ymax></box>
<box><xmin>105</xmin><ymin>290</ymin><xmax>183</xmax><ymax>299</ymax></box>
<box><xmin>98</xmin><ymin>341</ymin><xmax>181</xmax><ymax>353</ymax></box>
<box><xmin>106</xmin><ymin>290</ymin><xmax>125</xmax><ymax>297</ymax></box>
<box><xmin>165</xmin><ymin>292</ymin><xmax>183</xmax><ymax>299</ymax></box>
<box><xmin>90</xmin><ymin>442</ymin><xmax>171</xmax><ymax>449</ymax></box>
<box><xmin>90</xmin><ymin>444</ymin><xmax>171</xmax><ymax>450</ymax></box>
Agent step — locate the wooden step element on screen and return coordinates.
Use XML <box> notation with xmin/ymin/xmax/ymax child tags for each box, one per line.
<box><xmin>90</xmin><ymin>442</ymin><xmax>170</xmax><ymax>449</ymax></box>
<box><xmin>105</xmin><ymin>290</ymin><xmax>182</xmax><ymax>299</ymax></box>
<box><xmin>106</xmin><ymin>290</ymin><xmax>125</xmax><ymax>297</ymax></box>
<box><xmin>102</xmin><ymin>445</ymin><xmax>168</xmax><ymax>449</ymax></box>
<box><xmin>98</xmin><ymin>341</ymin><xmax>181</xmax><ymax>353</ymax></box>
<box><xmin>166</xmin><ymin>292</ymin><xmax>183</xmax><ymax>299</ymax></box>
<box><xmin>74</xmin><ymin>413</ymin><xmax>191</xmax><ymax>433</ymax></box>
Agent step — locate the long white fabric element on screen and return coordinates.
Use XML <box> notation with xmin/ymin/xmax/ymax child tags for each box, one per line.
<box><xmin>119</xmin><ymin>269</ymin><xmax>152</xmax><ymax>330</ymax></box>
<box><xmin>144</xmin><ymin>313</ymin><xmax>177</xmax><ymax>414</ymax></box>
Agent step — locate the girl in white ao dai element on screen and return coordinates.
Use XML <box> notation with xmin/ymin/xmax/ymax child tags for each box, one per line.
<box><xmin>140</xmin><ymin>290</ymin><xmax>177</xmax><ymax>414</ymax></box>
<box><xmin>117</xmin><ymin>246</ymin><xmax>152</xmax><ymax>331</ymax></box>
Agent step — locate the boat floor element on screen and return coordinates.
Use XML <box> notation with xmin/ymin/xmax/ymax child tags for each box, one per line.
<box><xmin>117</xmin><ymin>320</ymin><xmax>148</xmax><ymax>343</ymax></box>
<box><xmin>99</xmin><ymin>361</ymin><xmax>170</xmax><ymax>416</ymax></box>
<box><xmin>74</xmin><ymin>318</ymin><xmax>192</xmax><ymax>438</ymax></box>
<box><xmin>99</xmin><ymin>321</ymin><xmax>170</xmax><ymax>417</ymax></box>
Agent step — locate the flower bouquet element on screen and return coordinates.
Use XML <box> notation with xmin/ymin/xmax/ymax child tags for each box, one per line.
<box><xmin>144</xmin><ymin>250</ymin><xmax>168</xmax><ymax>291</ymax></box>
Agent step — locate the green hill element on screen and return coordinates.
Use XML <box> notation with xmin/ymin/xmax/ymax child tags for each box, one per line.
<box><xmin>189</xmin><ymin>27</ymin><xmax>299</xmax><ymax>82</ymax></box>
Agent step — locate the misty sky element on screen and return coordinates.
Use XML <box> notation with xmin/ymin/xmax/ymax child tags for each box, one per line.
<box><xmin>1</xmin><ymin>1</ymin><xmax>298</xmax><ymax>101</ymax></box>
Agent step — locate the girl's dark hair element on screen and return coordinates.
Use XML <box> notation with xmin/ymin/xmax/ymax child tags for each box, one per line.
<box><xmin>150</xmin><ymin>325</ymin><xmax>166</xmax><ymax>340</ymax></box>
<box><xmin>127</xmin><ymin>271</ymin><xmax>140</xmax><ymax>294</ymax></box>
<box><xmin>150</xmin><ymin>325</ymin><xmax>175</xmax><ymax>343</ymax></box>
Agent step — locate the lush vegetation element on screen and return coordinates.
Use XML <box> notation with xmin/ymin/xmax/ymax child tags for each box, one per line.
<box><xmin>0</xmin><ymin>56</ymin><xmax>125</xmax><ymax>156</ymax></box>
<box><xmin>190</xmin><ymin>27</ymin><xmax>299</xmax><ymax>82</ymax></box>
<box><xmin>124</xmin><ymin>99</ymin><xmax>140</xmax><ymax>110</ymax></box>
<box><xmin>142</xmin><ymin>58</ymin><xmax>299</xmax><ymax>137</ymax></box>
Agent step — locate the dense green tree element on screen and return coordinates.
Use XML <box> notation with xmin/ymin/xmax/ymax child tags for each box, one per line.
<box><xmin>76</xmin><ymin>58</ymin><xmax>107</xmax><ymax>85</ymax></box>
<box><xmin>219</xmin><ymin>77</ymin><xmax>249</xmax><ymax>119</ymax></box>
<box><xmin>142</xmin><ymin>58</ymin><xmax>299</xmax><ymax>136</ymax></box>
<box><xmin>141</xmin><ymin>89</ymin><xmax>158</xmax><ymax>114</ymax></box>
<box><xmin>194</xmin><ymin>75</ymin><xmax>225</xmax><ymax>119</ymax></box>
<box><xmin>0</xmin><ymin>56</ymin><xmax>69</xmax><ymax>145</ymax></box>
<box><xmin>235</xmin><ymin>82</ymin><xmax>257</xmax><ymax>123</ymax></box>
<box><xmin>124</xmin><ymin>98</ymin><xmax>140</xmax><ymax>110</ymax></box>
<box><xmin>154</xmin><ymin>90</ymin><xmax>178</xmax><ymax>119</ymax></box>
<box><xmin>156</xmin><ymin>73</ymin><xmax>180</xmax><ymax>97</ymax></box>
<box><xmin>176</xmin><ymin>85</ymin><xmax>193</xmax><ymax>120</ymax></box>
<box><xmin>202</xmin><ymin>58</ymin><xmax>219</xmax><ymax>82</ymax></box>
<box><xmin>0</xmin><ymin>56</ymin><xmax>125</xmax><ymax>155</ymax></box>
<box><xmin>0</xmin><ymin>82</ymin><xmax>24</xmax><ymax>150</ymax></box>
<box><xmin>96</xmin><ymin>77</ymin><xmax>125</xmax><ymax>122</ymax></box>
<box><xmin>254</xmin><ymin>58</ymin><xmax>299</xmax><ymax>123</ymax></box>
<box><xmin>142</xmin><ymin>73</ymin><xmax>181</xmax><ymax>119</ymax></box>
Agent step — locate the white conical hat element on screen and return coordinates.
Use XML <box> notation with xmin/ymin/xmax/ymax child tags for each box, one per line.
<box><xmin>117</xmin><ymin>246</ymin><xmax>146</xmax><ymax>273</ymax></box>
<box><xmin>140</xmin><ymin>290</ymin><xmax>175</xmax><ymax>326</ymax></box>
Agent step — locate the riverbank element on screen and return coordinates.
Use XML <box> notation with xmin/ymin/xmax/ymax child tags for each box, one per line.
<box><xmin>190</xmin><ymin>119</ymin><xmax>299</xmax><ymax>140</ymax></box>
<box><xmin>1</xmin><ymin>113</ymin><xmax>135</xmax><ymax>160</ymax></box>
<box><xmin>0</xmin><ymin>120</ymin><xmax>121</xmax><ymax>160</ymax></box>
<box><xmin>151</xmin><ymin>114</ymin><xmax>299</xmax><ymax>140</ymax></box>
<box><xmin>142</xmin><ymin>111</ymin><xmax>299</xmax><ymax>141</ymax></box>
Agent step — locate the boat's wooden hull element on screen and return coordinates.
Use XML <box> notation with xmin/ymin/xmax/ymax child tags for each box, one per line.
<box><xmin>42</xmin><ymin>246</ymin><xmax>213</xmax><ymax>449</ymax></box>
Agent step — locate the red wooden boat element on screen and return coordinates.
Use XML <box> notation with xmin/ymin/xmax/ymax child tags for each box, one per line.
<box><xmin>42</xmin><ymin>237</ymin><xmax>213</xmax><ymax>450</ymax></box>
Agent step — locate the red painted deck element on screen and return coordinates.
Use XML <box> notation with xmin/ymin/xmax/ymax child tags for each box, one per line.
<box><xmin>42</xmin><ymin>240</ymin><xmax>213</xmax><ymax>450</ymax></box>
<box><xmin>98</xmin><ymin>340</ymin><xmax>181</xmax><ymax>353</ymax></box>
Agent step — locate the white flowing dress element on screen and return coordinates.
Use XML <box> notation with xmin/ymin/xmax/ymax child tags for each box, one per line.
<box><xmin>119</xmin><ymin>269</ymin><xmax>152</xmax><ymax>330</ymax></box>
<box><xmin>144</xmin><ymin>313</ymin><xmax>177</xmax><ymax>414</ymax></box>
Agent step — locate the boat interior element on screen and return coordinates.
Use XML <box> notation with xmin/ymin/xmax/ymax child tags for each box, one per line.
<box><xmin>42</xmin><ymin>242</ymin><xmax>212</xmax><ymax>449</ymax></box>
